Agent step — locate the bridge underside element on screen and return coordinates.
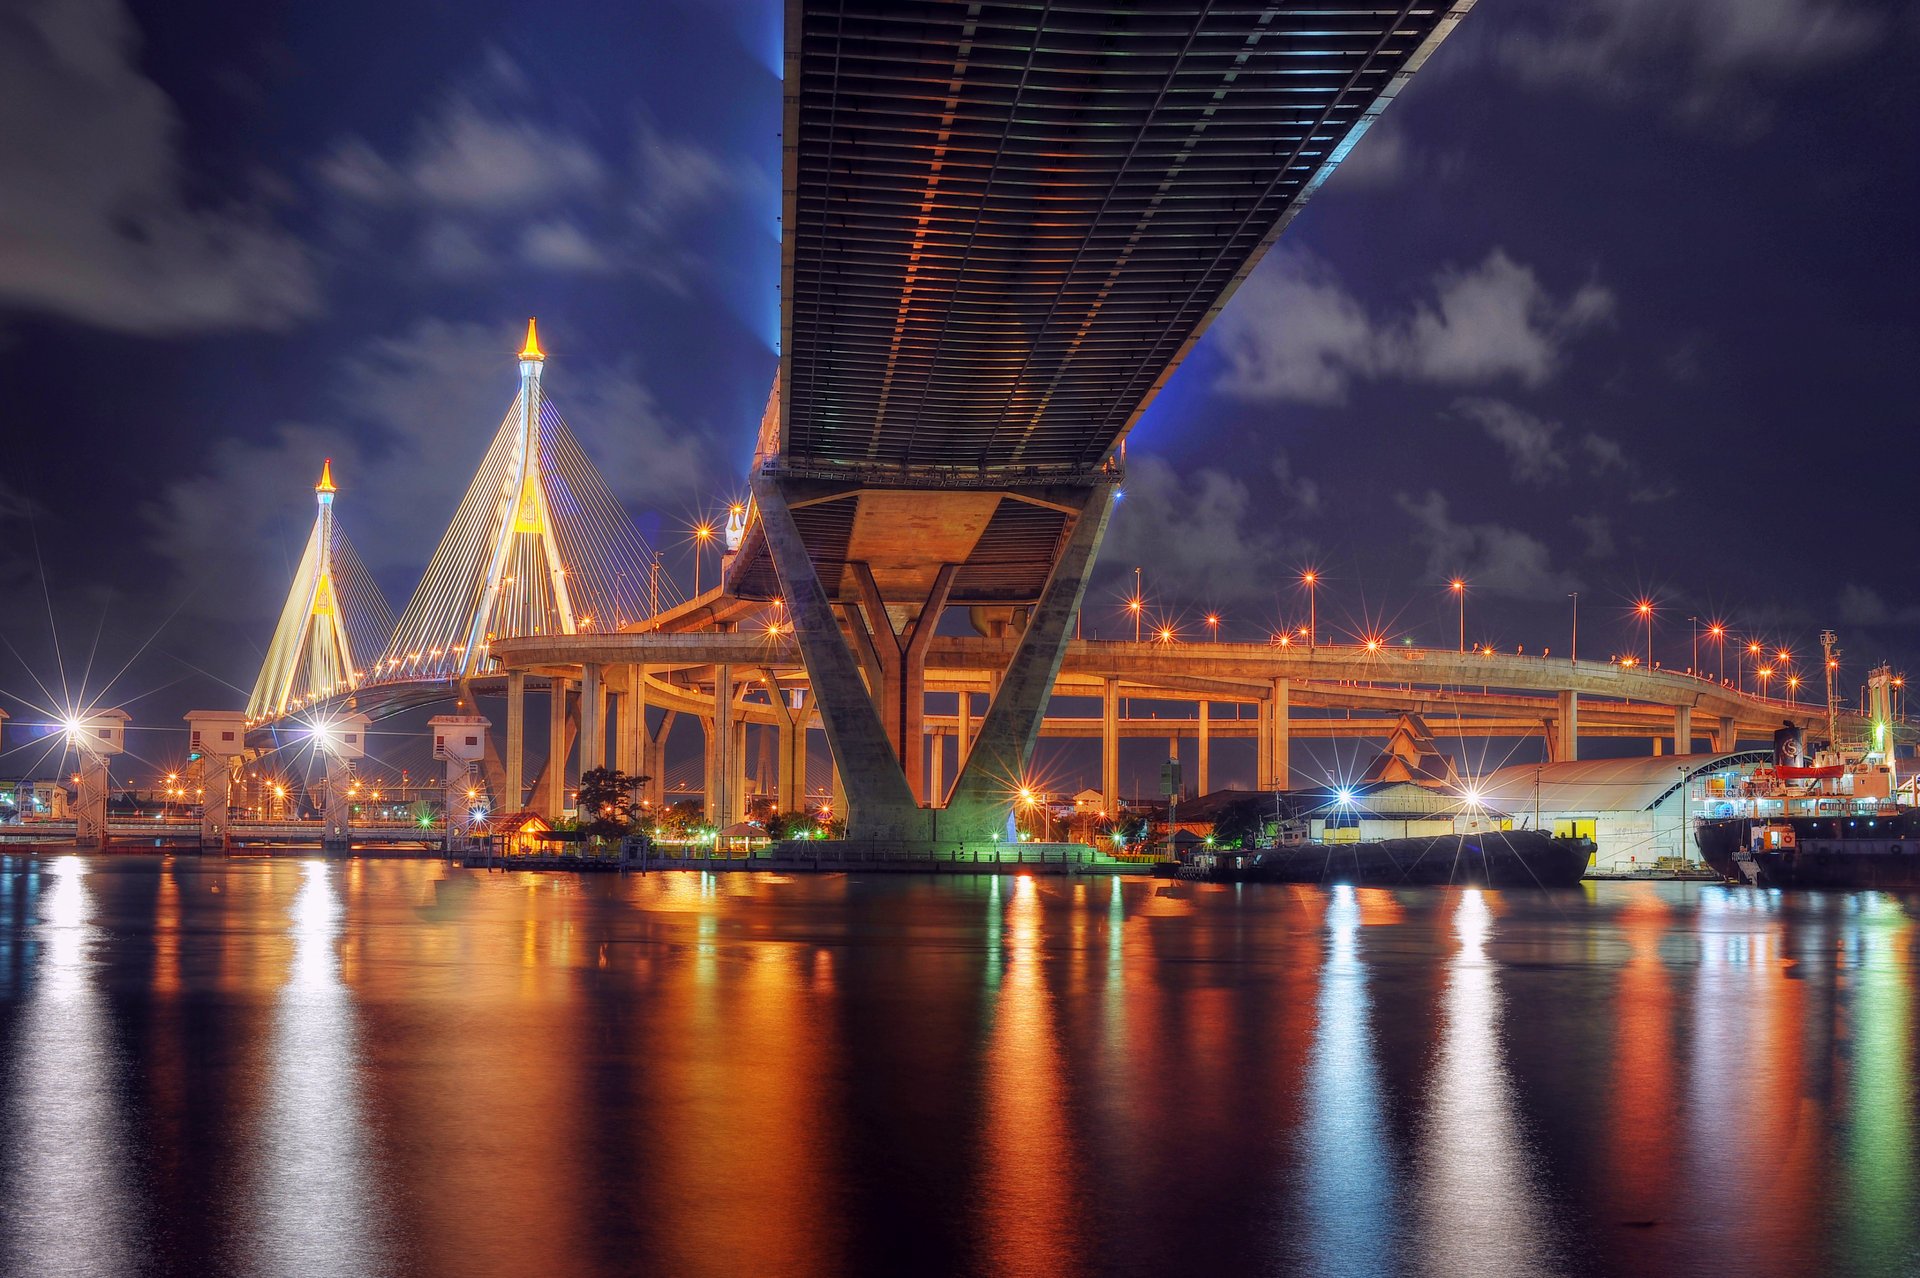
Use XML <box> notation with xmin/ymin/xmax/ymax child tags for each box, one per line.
<box><xmin>735</xmin><ymin>1</ymin><xmax>1473</xmax><ymax>840</ymax></box>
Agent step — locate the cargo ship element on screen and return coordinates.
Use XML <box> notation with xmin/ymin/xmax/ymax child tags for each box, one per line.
<box><xmin>1178</xmin><ymin>829</ymin><xmax>1593</xmax><ymax>887</ymax></box>
<box><xmin>1693</xmin><ymin>641</ymin><xmax>1915</xmax><ymax>889</ymax></box>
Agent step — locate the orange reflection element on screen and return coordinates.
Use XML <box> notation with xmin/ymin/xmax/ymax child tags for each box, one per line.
<box><xmin>983</xmin><ymin>876</ymin><xmax>1082</xmax><ymax>1276</ymax></box>
<box><xmin>1604</xmin><ymin>887</ymin><xmax>1678</xmax><ymax>1240</ymax></box>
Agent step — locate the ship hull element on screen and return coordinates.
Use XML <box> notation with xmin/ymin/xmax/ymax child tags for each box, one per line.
<box><xmin>1192</xmin><ymin>831</ymin><xmax>1591</xmax><ymax>888</ymax></box>
<box><xmin>1696</xmin><ymin>818</ymin><xmax>1920</xmax><ymax>890</ymax></box>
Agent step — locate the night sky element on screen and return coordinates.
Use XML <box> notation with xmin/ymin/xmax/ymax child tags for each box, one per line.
<box><xmin>3</xmin><ymin>0</ymin><xmax>1917</xmax><ymax>776</ymax></box>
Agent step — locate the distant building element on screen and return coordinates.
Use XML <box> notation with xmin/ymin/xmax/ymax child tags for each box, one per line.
<box><xmin>1477</xmin><ymin>751</ymin><xmax>1771</xmax><ymax>872</ymax></box>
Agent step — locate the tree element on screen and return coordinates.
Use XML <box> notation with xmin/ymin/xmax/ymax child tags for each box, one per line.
<box><xmin>576</xmin><ymin>767</ymin><xmax>650</xmax><ymax>842</ymax></box>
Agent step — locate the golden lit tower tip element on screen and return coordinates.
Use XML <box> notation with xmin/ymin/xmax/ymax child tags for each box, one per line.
<box><xmin>519</xmin><ymin>317</ymin><xmax>544</xmax><ymax>362</ymax></box>
<box><xmin>316</xmin><ymin>458</ymin><xmax>336</xmax><ymax>495</ymax></box>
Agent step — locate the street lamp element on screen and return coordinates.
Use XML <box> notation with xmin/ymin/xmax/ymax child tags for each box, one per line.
<box><xmin>1758</xmin><ymin>666</ymin><xmax>1774</xmax><ymax>701</ymax></box>
<box><xmin>691</xmin><ymin>519</ymin><xmax>715</xmax><ymax>597</ymax></box>
<box><xmin>1708</xmin><ymin>622</ymin><xmax>1726</xmax><ymax>683</ymax></box>
<box><xmin>1568</xmin><ymin>591</ymin><xmax>1579</xmax><ymax>664</ymax></box>
<box><xmin>1449</xmin><ymin>578</ymin><xmax>1467</xmax><ymax>653</ymax></box>
<box><xmin>1205</xmin><ymin>612</ymin><xmax>1220</xmax><ymax>640</ymax></box>
<box><xmin>1788</xmin><ymin>674</ymin><xmax>1801</xmax><ymax>707</ymax></box>
<box><xmin>1156</xmin><ymin>624</ymin><xmax>1176</xmax><ymax>645</ymax></box>
<box><xmin>1689</xmin><ymin>615</ymin><xmax>1699</xmax><ymax>674</ymax></box>
<box><xmin>1127</xmin><ymin>566</ymin><xmax>1144</xmax><ymax>642</ymax></box>
<box><xmin>1636</xmin><ymin>600</ymin><xmax>1655</xmax><ymax>668</ymax></box>
<box><xmin>1301</xmin><ymin>570</ymin><xmax>1318</xmax><ymax>650</ymax></box>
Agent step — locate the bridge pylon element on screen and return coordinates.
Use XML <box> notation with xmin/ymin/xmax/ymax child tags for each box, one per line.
<box><xmin>378</xmin><ymin>319</ymin><xmax>670</xmax><ymax>684</ymax></box>
<box><xmin>248</xmin><ymin>461</ymin><xmax>395</xmax><ymax>720</ymax></box>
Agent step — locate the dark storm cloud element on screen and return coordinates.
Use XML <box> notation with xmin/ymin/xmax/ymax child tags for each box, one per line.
<box><xmin>0</xmin><ymin>0</ymin><xmax>316</xmax><ymax>332</ymax></box>
<box><xmin>1394</xmin><ymin>491</ymin><xmax>1581</xmax><ymax>601</ymax></box>
<box><xmin>1212</xmin><ymin>248</ymin><xmax>1613</xmax><ymax>405</ymax></box>
<box><xmin>1495</xmin><ymin>0</ymin><xmax>1887</xmax><ymax>128</ymax></box>
<box><xmin>1098</xmin><ymin>453</ymin><xmax>1319</xmax><ymax>612</ymax></box>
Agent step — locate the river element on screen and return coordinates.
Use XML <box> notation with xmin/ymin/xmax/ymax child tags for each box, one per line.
<box><xmin>0</xmin><ymin>855</ymin><xmax>1914</xmax><ymax>1277</ymax></box>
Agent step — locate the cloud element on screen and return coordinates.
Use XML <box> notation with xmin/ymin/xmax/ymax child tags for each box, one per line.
<box><xmin>0</xmin><ymin>0</ymin><xmax>317</xmax><ymax>333</ymax></box>
<box><xmin>1838</xmin><ymin>584</ymin><xmax>1920</xmax><ymax>628</ymax></box>
<box><xmin>1211</xmin><ymin>252</ymin><xmax>1378</xmax><ymax>404</ymax></box>
<box><xmin>1101</xmin><ymin>454</ymin><xmax>1310</xmax><ymax>608</ymax></box>
<box><xmin>1496</xmin><ymin>0</ymin><xmax>1885</xmax><ymax>128</ymax></box>
<box><xmin>1214</xmin><ymin>249</ymin><xmax>1612</xmax><ymax>404</ymax></box>
<box><xmin>520</xmin><ymin>220</ymin><xmax>614</xmax><ymax>273</ymax></box>
<box><xmin>319</xmin><ymin>67</ymin><xmax>766</xmax><ymax>288</ymax></box>
<box><xmin>1396</xmin><ymin>490</ymin><xmax>1580</xmax><ymax>599</ymax></box>
<box><xmin>1570</xmin><ymin>513</ymin><xmax>1615</xmax><ymax>560</ymax></box>
<box><xmin>1453</xmin><ymin>398</ymin><xmax>1568</xmax><ymax>484</ymax></box>
<box><xmin>146</xmin><ymin>319</ymin><xmax>713</xmax><ymax>635</ymax></box>
<box><xmin>319</xmin><ymin>99</ymin><xmax>605</xmax><ymax>211</ymax></box>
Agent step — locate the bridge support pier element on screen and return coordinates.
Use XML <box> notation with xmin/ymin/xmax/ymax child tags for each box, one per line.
<box><xmin>505</xmin><ymin>671</ymin><xmax>525</xmax><ymax>813</ymax></box>
<box><xmin>770</xmin><ymin>686</ymin><xmax>807</xmax><ymax>814</ymax></box>
<box><xmin>1258</xmin><ymin>679</ymin><xmax>1289</xmax><ymax>791</ymax></box>
<box><xmin>580</xmin><ymin>663</ymin><xmax>605</xmax><ymax>775</ymax></box>
<box><xmin>928</xmin><ymin>731</ymin><xmax>945</xmax><ymax>806</ymax></box>
<box><xmin>706</xmin><ymin>665</ymin><xmax>734</xmax><ymax>828</ymax></box>
<box><xmin>321</xmin><ymin>758</ymin><xmax>353</xmax><ymax>852</ymax></box>
<box><xmin>1718</xmin><ymin>714</ymin><xmax>1738</xmax><ymax>752</ymax></box>
<box><xmin>752</xmin><ymin>472</ymin><xmax>1113</xmax><ymax>845</ymax></box>
<box><xmin>1557</xmin><ymin>691</ymin><xmax>1580</xmax><ymax>763</ymax></box>
<box><xmin>542</xmin><ymin>680</ymin><xmax>571</xmax><ymax>818</ymax></box>
<box><xmin>1197</xmin><ymin>701</ymin><xmax>1211</xmax><ymax>797</ymax></box>
<box><xmin>1101</xmin><ymin>679</ymin><xmax>1120</xmax><ymax>817</ymax></box>
<box><xmin>1674</xmin><ymin>705</ymin><xmax>1693</xmax><ymax>756</ymax></box>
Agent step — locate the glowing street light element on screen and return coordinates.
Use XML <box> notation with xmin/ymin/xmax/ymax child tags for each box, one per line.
<box><xmin>1156</xmin><ymin>624</ymin><xmax>1176</xmax><ymax>645</ymax></box>
<box><xmin>1205</xmin><ymin>612</ymin><xmax>1220</xmax><ymax>640</ymax></box>
<box><xmin>1636</xmin><ymin>600</ymin><xmax>1655</xmax><ymax>668</ymax></box>
<box><xmin>1300</xmin><ymin>570</ymin><xmax>1319</xmax><ymax>650</ymax></box>
<box><xmin>1449</xmin><ymin>578</ymin><xmax>1467</xmax><ymax>653</ymax></box>
<box><xmin>1787</xmin><ymin>674</ymin><xmax>1801</xmax><ymax>706</ymax></box>
<box><xmin>1708</xmin><ymin>622</ymin><xmax>1727</xmax><ymax>682</ymax></box>
<box><xmin>690</xmin><ymin>519</ymin><xmax>716</xmax><ymax>597</ymax></box>
<box><xmin>1758</xmin><ymin>666</ymin><xmax>1775</xmax><ymax>701</ymax></box>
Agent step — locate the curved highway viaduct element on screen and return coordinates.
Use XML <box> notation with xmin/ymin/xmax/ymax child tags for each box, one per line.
<box><xmin>486</xmin><ymin>630</ymin><xmax>1829</xmax><ymax>824</ymax></box>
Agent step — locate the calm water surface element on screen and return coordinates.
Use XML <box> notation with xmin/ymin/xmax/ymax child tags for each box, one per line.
<box><xmin>0</xmin><ymin>854</ymin><xmax>1916</xmax><ymax>1277</ymax></box>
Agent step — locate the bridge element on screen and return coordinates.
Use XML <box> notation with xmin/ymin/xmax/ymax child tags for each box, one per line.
<box><xmin>14</xmin><ymin>2</ymin><xmax>1910</xmax><ymax>855</ymax></box>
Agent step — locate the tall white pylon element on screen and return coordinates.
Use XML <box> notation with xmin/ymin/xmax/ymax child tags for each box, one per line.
<box><xmin>378</xmin><ymin>319</ymin><xmax>671</xmax><ymax>682</ymax></box>
<box><xmin>248</xmin><ymin>462</ymin><xmax>395</xmax><ymax>720</ymax></box>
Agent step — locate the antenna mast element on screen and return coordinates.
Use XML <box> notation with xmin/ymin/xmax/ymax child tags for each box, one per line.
<box><xmin>1821</xmin><ymin>629</ymin><xmax>1840</xmax><ymax>751</ymax></box>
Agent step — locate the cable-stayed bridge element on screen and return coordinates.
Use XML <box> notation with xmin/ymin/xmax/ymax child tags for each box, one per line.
<box><xmin>153</xmin><ymin>2</ymin><xmax>1903</xmax><ymax>853</ymax></box>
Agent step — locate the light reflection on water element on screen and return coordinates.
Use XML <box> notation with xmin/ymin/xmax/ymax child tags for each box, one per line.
<box><xmin>246</xmin><ymin>860</ymin><xmax>388</xmax><ymax>1276</ymax></box>
<box><xmin>0</xmin><ymin>857</ymin><xmax>1917</xmax><ymax>1278</ymax></box>
<box><xmin>1295</xmin><ymin>884</ymin><xmax>1396</xmax><ymax>1277</ymax></box>
<box><xmin>0</xmin><ymin>857</ymin><xmax>138</xmax><ymax>1275</ymax></box>
<box><xmin>1415</xmin><ymin>890</ymin><xmax>1559</xmax><ymax>1278</ymax></box>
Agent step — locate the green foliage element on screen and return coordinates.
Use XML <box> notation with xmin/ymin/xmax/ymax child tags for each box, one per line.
<box><xmin>576</xmin><ymin>766</ymin><xmax>651</xmax><ymax>841</ymax></box>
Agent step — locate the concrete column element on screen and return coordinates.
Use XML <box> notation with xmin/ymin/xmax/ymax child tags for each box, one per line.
<box><xmin>831</xmin><ymin>762</ymin><xmax>847</xmax><ymax>824</ymax></box>
<box><xmin>580</xmin><ymin>662</ymin><xmax>605</xmax><ymax>774</ymax></box>
<box><xmin>1102</xmin><ymin>678</ymin><xmax>1120</xmax><ymax>815</ymax></box>
<box><xmin>1674</xmin><ymin>704</ymin><xmax>1693</xmax><ymax>756</ymax></box>
<box><xmin>75</xmin><ymin>756</ymin><xmax>110</xmax><ymax>849</ymax></box>
<box><xmin>1197</xmin><ymin>701</ymin><xmax>1210</xmax><ymax>797</ymax></box>
<box><xmin>849</xmin><ymin>562</ymin><xmax>955</xmax><ymax>805</ymax></box>
<box><xmin>1653</xmin><ymin>737</ymin><xmax>1664</xmax><ymax>756</ymax></box>
<box><xmin>774</xmin><ymin>690</ymin><xmax>807</xmax><ymax>813</ymax></box>
<box><xmin>645</xmin><ymin>711</ymin><xmax>671</xmax><ymax>809</ymax></box>
<box><xmin>929</xmin><ymin>730</ymin><xmax>946</xmax><ymax>804</ymax></box>
<box><xmin>543</xmin><ymin>678</ymin><xmax>569</xmax><ymax>817</ymax></box>
<box><xmin>731</xmin><ymin>719</ymin><xmax>749</xmax><ymax>825</ymax></box>
<box><xmin>707</xmin><ymin>664</ymin><xmax>733</xmax><ymax>826</ymax></box>
<box><xmin>201</xmin><ymin>757</ymin><xmax>233</xmax><ymax>853</ymax></box>
<box><xmin>947</xmin><ymin>488</ymin><xmax>1115</xmax><ymax>839</ymax></box>
<box><xmin>956</xmin><ymin>691</ymin><xmax>972</xmax><ymax>771</ymax></box>
<box><xmin>505</xmin><ymin>670</ymin><xmax>525</xmax><ymax>812</ymax></box>
<box><xmin>1718</xmin><ymin>714</ymin><xmax>1738</xmax><ymax>753</ymax></box>
<box><xmin>1557</xmin><ymin>690</ymin><xmax>1580</xmax><ymax>763</ymax></box>
<box><xmin>616</xmin><ymin>666</ymin><xmax>647</xmax><ymax>777</ymax></box>
<box><xmin>750</xmin><ymin>473</ymin><xmax>919</xmax><ymax>836</ymax></box>
<box><xmin>1259</xmin><ymin>678</ymin><xmax>1290</xmax><ymax>790</ymax></box>
<box><xmin>322</xmin><ymin>756</ymin><xmax>353</xmax><ymax>852</ymax></box>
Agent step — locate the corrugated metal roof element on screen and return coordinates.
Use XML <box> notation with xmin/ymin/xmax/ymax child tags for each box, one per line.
<box><xmin>1479</xmin><ymin>752</ymin><xmax>1771</xmax><ymax>815</ymax></box>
